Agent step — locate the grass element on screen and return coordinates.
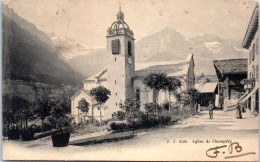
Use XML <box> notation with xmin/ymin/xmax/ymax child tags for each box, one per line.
<box><xmin>69</xmin><ymin>131</ymin><xmax>135</xmax><ymax>146</ymax></box>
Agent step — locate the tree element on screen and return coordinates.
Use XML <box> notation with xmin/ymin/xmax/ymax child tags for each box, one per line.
<box><xmin>178</xmin><ymin>88</ymin><xmax>199</xmax><ymax>114</ymax></box>
<box><xmin>3</xmin><ymin>95</ymin><xmax>15</xmax><ymax>131</ymax></box>
<box><xmin>90</xmin><ymin>86</ymin><xmax>111</xmax><ymax>126</ymax></box>
<box><xmin>34</xmin><ymin>98</ymin><xmax>53</xmax><ymax>132</ymax></box>
<box><xmin>165</xmin><ymin>76</ymin><xmax>182</xmax><ymax>111</ymax></box>
<box><xmin>119</xmin><ymin>99</ymin><xmax>140</xmax><ymax>119</ymax></box>
<box><xmin>77</xmin><ymin>98</ymin><xmax>89</xmax><ymax>123</ymax></box>
<box><xmin>119</xmin><ymin>99</ymin><xmax>141</xmax><ymax>134</ymax></box>
<box><xmin>9</xmin><ymin>96</ymin><xmax>31</xmax><ymax>130</ymax></box>
<box><xmin>142</xmin><ymin>73</ymin><xmax>168</xmax><ymax>121</ymax></box>
<box><xmin>187</xmin><ymin>88</ymin><xmax>200</xmax><ymax>113</ymax></box>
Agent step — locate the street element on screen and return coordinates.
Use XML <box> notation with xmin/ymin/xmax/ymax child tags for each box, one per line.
<box><xmin>3</xmin><ymin>110</ymin><xmax>259</xmax><ymax>161</ymax></box>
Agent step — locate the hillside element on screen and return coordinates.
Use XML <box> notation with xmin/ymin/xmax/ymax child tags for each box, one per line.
<box><xmin>2</xmin><ymin>5</ymin><xmax>83</xmax><ymax>87</ymax></box>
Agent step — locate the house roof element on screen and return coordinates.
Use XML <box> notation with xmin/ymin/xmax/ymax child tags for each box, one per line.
<box><xmin>200</xmin><ymin>83</ymin><xmax>218</xmax><ymax>93</ymax></box>
<box><xmin>242</xmin><ymin>5</ymin><xmax>258</xmax><ymax>49</ymax></box>
<box><xmin>213</xmin><ymin>58</ymin><xmax>247</xmax><ymax>76</ymax></box>
<box><xmin>195</xmin><ymin>83</ymin><xmax>204</xmax><ymax>91</ymax></box>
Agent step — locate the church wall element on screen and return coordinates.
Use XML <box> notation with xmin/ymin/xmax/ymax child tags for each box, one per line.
<box><xmin>134</xmin><ymin>79</ymin><xmax>154</xmax><ymax>110</ymax></box>
<box><xmin>71</xmin><ymin>92</ymin><xmax>106</xmax><ymax>123</ymax></box>
<box><xmin>186</xmin><ymin>56</ymin><xmax>195</xmax><ymax>90</ymax></box>
<box><xmin>84</xmin><ymin>81</ymin><xmax>96</xmax><ymax>91</ymax></box>
<box><xmin>106</xmin><ymin>35</ymin><xmax>127</xmax><ymax>118</ymax></box>
<box><xmin>71</xmin><ymin>92</ymin><xmax>94</xmax><ymax>123</ymax></box>
<box><xmin>97</xmin><ymin>80</ymin><xmax>108</xmax><ymax>88</ymax></box>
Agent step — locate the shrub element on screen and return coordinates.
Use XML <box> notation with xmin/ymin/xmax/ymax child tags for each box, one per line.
<box><xmin>128</xmin><ymin>118</ymin><xmax>143</xmax><ymax>129</ymax></box>
<box><xmin>42</xmin><ymin>122</ymin><xmax>53</xmax><ymax>132</ymax></box>
<box><xmin>7</xmin><ymin>127</ymin><xmax>20</xmax><ymax>140</ymax></box>
<box><xmin>21</xmin><ymin>127</ymin><xmax>34</xmax><ymax>141</ymax></box>
<box><xmin>109</xmin><ymin>121</ymin><xmax>129</xmax><ymax>131</ymax></box>
<box><xmin>103</xmin><ymin>118</ymin><xmax>113</xmax><ymax>125</ymax></box>
<box><xmin>160</xmin><ymin>111</ymin><xmax>172</xmax><ymax>124</ymax></box>
<box><xmin>116</xmin><ymin>111</ymin><xmax>125</xmax><ymax>120</ymax></box>
<box><xmin>30</xmin><ymin>124</ymin><xmax>42</xmax><ymax>133</ymax></box>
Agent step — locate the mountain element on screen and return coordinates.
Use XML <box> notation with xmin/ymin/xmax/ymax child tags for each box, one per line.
<box><xmin>48</xmin><ymin>27</ymin><xmax>247</xmax><ymax>78</ymax></box>
<box><xmin>2</xmin><ymin>5</ymin><xmax>83</xmax><ymax>87</ymax></box>
<box><xmin>47</xmin><ymin>34</ymin><xmax>106</xmax><ymax>77</ymax></box>
<box><xmin>135</xmin><ymin>28</ymin><xmax>247</xmax><ymax>75</ymax></box>
<box><xmin>188</xmin><ymin>34</ymin><xmax>247</xmax><ymax>74</ymax></box>
<box><xmin>135</xmin><ymin>27</ymin><xmax>190</xmax><ymax>62</ymax></box>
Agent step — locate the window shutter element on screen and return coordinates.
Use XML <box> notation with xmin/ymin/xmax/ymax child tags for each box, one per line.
<box><xmin>252</xmin><ymin>44</ymin><xmax>255</xmax><ymax>61</ymax></box>
<box><xmin>112</xmin><ymin>39</ymin><xmax>120</xmax><ymax>54</ymax></box>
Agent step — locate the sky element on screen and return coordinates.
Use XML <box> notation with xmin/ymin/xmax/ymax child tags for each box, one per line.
<box><xmin>3</xmin><ymin>0</ymin><xmax>258</xmax><ymax>47</ymax></box>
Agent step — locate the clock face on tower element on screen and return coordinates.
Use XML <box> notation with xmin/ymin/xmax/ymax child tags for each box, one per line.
<box><xmin>128</xmin><ymin>57</ymin><xmax>132</xmax><ymax>64</ymax></box>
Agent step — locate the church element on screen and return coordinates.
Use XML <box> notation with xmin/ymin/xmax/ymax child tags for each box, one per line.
<box><xmin>70</xmin><ymin>8</ymin><xmax>195</xmax><ymax>123</ymax></box>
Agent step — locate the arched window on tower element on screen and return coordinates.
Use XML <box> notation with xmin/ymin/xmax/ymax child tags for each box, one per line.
<box><xmin>128</xmin><ymin>41</ymin><xmax>132</xmax><ymax>56</ymax></box>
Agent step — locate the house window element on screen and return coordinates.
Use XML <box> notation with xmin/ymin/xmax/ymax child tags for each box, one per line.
<box><xmin>256</xmin><ymin>39</ymin><xmax>259</xmax><ymax>54</ymax></box>
<box><xmin>115</xmin><ymin>58</ymin><xmax>116</xmax><ymax>61</ymax></box>
<box><xmin>128</xmin><ymin>41</ymin><xmax>132</xmax><ymax>56</ymax></box>
<box><xmin>116</xmin><ymin>92</ymin><xmax>117</xmax><ymax>96</ymax></box>
<box><xmin>249</xmin><ymin>51</ymin><xmax>252</xmax><ymax>64</ymax></box>
<box><xmin>115</xmin><ymin>80</ymin><xmax>116</xmax><ymax>84</ymax></box>
<box><xmin>116</xmin><ymin>103</ymin><xmax>117</xmax><ymax>106</ymax></box>
<box><xmin>252</xmin><ymin>44</ymin><xmax>255</xmax><ymax>61</ymax></box>
<box><xmin>256</xmin><ymin>65</ymin><xmax>259</xmax><ymax>80</ymax></box>
<box><xmin>253</xmin><ymin>68</ymin><xmax>255</xmax><ymax>79</ymax></box>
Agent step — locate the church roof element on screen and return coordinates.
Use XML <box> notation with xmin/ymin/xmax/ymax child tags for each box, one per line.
<box><xmin>70</xmin><ymin>89</ymin><xmax>93</xmax><ymax>100</ymax></box>
<box><xmin>85</xmin><ymin>68</ymin><xmax>107</xmax><ymax>82</ymax></box>
<box><xmin>134</xmin><ymin>61</ymin><xmax>187</xmax><ymax>78</ymax></box>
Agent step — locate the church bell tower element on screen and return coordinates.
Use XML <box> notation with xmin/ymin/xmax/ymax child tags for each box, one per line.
<box><xmin>106</xmin><ymin>7</ymin><xmax>135</xmax><ymax>115</ymax></box>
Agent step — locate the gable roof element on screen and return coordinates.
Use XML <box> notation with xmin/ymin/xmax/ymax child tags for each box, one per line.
<box><xmin>200</xmin><ymin>83</ymin><xmax>218</xmax><ymax>93</ymax></box>
<box><xmin>242</xmin><ymin>5</ymin><xmax>258</xmax><ymax>49</ymax></box>
<box><xmin>213</xmin><ymin>59</ymin><xmax>247</xmax><ymax>78</ymax></box>
<box><xmin>134</xmin><ymin>53</ymin><xmax>194</xmax><ymax>78</ymax></box>
<box><xmin>134</xmin><ymin>61</ymin><xmax>187</xmax><ymax>78</ymax></box>
<box><xmin>70</xmin><ymin>89</ymin><xmax>93</xmax><ymax>100</ymax></box>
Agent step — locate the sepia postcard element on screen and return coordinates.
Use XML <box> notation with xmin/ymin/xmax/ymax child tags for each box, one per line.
<box><xmin>2</xmin><ymin>0</ymin><xmax>259</xmax><ymax>161</ymax></box>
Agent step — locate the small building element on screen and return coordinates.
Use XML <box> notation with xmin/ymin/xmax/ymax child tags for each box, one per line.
<box><xmin>197</xmin><ymin>82</ymin><xmax>218</xmax><ymax>107</ymax></box>
<box><xmin>213</xmin><ymin>59</ymin><xmax>247</xmax><ymax>111</ymax></box>
<box><xmin>239</xmin><ymin>5</ymin><xmax>259</xmax><ymax>114</ymax></box>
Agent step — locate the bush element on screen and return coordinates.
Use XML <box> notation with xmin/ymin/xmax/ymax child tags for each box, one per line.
<box><xmin>160</xmin><ymin>111</ymin><xmax>172</xmax><ymax>124</ymax></box>
<box><xmin>103</xmin><ymin>118</ymin><xmax>113</xmax><ymax>125</ymax></box>
<box><xmin>142</xmin><ymin>113</ymin><xmax>159</xmax><ymax>128</ymax></box>
<box><xmin>30</xmin><ymin>124</ymin><xmax>42</xmax><ymax>133</ymax></box>
<box><xmin>7</xmin><ymin>127</ymin><xmax>20</xmax><ymax>140</ymax></box>
<box><xmin>109</xmin><ymin>121</ymin><xmax>129</xmax><ymax>131</ymax></box>
<box><xmin>21</xmin><ymin>127</ymin><xmax>34</xmax><ymax>141</ymax></box>
<box><xmin>128</xmin><ymin>118</ymin><xmax>143</xmax><ymax>129</ymax></box>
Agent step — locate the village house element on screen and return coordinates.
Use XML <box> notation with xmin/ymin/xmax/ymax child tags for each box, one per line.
<box><xmin>239</xmin><ymin>5</ymin><xmax>259</xmax><ymax>114</ymax></box>
<box><xmin>213</xmin><ymin>59</ymin><xmax>247</xmax><ymax>111</ymax></box>
<box><xmin>70</xmin><ymin>8</ymin><xmax>195</xmax><ymax>123</ymax></box>
<box><xmin>196</xmin><ymin>82</ymin><xmax>218</xmax><ymax>107</ymax></box>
